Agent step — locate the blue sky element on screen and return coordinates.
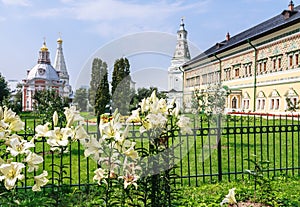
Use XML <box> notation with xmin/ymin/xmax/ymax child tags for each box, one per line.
<box><xmin>0</xmin><ymin>0</ymin><xmax>293</xmax><ymax>90</ymax></box>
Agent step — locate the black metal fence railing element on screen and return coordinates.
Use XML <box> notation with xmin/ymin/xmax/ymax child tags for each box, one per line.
<box><xmin>15</xmin><ymin>114</ymin><xmax>300</xmax><ymax>189</ymax></box>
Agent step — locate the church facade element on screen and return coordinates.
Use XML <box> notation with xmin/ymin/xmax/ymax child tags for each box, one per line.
<box><xmin>22</xmin><ymin>38</ymin><xmax>72</xmax><ymax>111</ymax></box>
<box><xmin>182</xmin><ymin>1</ymin><xmax>300</xmax><ymax>114</ymax></box>
<box><xmin>168</xmin><ymin>18</ymin><xmax>191</xmax><ymax>109</ymax></box>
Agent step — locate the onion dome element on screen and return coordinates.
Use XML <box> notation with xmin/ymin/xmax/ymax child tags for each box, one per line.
<box><xmin>40</xmin><ymin>41</ymin><xmax>48</xmax><ymax>51</ymax></box>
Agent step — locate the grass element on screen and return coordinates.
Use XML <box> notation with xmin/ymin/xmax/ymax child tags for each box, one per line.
<box><xmin>15</xmin><ymin>113</ymin><xmax>300</xmax><ymax>197</ymax></box>
<box><xmin>2</xmin><ymin>176</ymin><xmax>300</xmax><ymax>206</ymax></box>
<box><xmin>0</xmin><ymin>111</ymin><xmax>296</xmax><ymax>206</ymax></box>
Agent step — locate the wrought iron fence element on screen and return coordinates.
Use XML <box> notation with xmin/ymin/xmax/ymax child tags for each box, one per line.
<box><xmin>16</xmin><ymin>114</ymin><xmax>300</xmax><ymax>189</ymax></box>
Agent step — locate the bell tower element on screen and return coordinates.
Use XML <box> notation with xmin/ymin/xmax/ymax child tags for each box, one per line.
<box><xmin>173</xmin><ymin>17</ymin><xmax>191</xmax><ymax>61</ymax></box>
<box><xmin>168</xmin><ymin>18</ymin><xmax>191</xmax><ymax>109</ymax></box>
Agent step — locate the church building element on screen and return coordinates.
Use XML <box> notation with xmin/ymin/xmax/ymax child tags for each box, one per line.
<box><xmin>182</xmin><ymin>1</ymin><xmax>300</xmax><ymax>114</ymax></box>
<box><xmin>22</xmin><ymin>37</ymin><xmax>72</xmax><ymax>111</ymax></box>
<box><xmin>168</xmin><ymin>18</ymin><xmax>191</xmax><ymax>109</ymax></box>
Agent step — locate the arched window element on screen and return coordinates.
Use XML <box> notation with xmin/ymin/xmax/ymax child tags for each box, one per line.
<box><xmin>232</xmin><ymin>97</ymin><xmax>237</xmax><ymax>109</ymax></box>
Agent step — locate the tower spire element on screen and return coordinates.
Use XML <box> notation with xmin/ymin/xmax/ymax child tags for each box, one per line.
<box><xmin>179</xmin><ymin>17</ymin><xmax>185</xmax><ymax>30</ymax></box>
<box><xmin>53</xmin><ymin>35</ymin><xmax>69</xmax><ymax>84</ymax></box>
<box><xmin>173</xmin><ymin>17</ymin><xmax>191</xmax><ymax>60</ymax></box>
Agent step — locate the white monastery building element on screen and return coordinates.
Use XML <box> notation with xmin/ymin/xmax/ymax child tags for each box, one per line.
<box><xmin>22</xmin><ymin>37</ymin><xmax>72</xmax><ymax>111</ymax></box>
<box><xmin>182</xmin><ymin>1</ymin><xmax>300</xmax><ymax>114</ymax></box>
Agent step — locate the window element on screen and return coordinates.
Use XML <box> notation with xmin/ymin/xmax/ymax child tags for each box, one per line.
<box><xmin>296</xmin><ymin>54</ymin><xmax>299</xmax><ymax>66</ymax></box>
<box><xmin>262</xmin><ymin>99</ymin><xmax>265</xmax><ymax>109</ymax></box>
<box><xmin>224</xmin><ymin>68</ymin><xmax>231</xmax><ymax>80</ymax></box>
<box><xmin>270</xmin><ymin>98</ymin><xmax>280</xmax><ymax>110</ymax></box>
<box><xmin>273</xmin><ymin>59</ymin><xmax>276</xmax><ymax>70</ymax></box>
<box><xmin>257</xmin><ymin>98</ymin><xmax>266</xmax><ymax>110</ymax></box>
<box><xmin>263</xmin><ymin>62</ymin><xmax>267</xmax><ymax>72</ymax></box>
<box><xmin>278</xmin><ymin>58</ymin><xmax>282</xmax><ymax>69</ymax></box>
<box><xmin>232</xmin><ymin>97</ymin><xmax>237</xmax><ymax>109</ymax></box>
<box><xmin>244</xmin><ymin>64</ymin><xmax>252</xmax><ymax>76</ymax></box>
<box><xmin>270</xmin><ymin>99</ymin><xmax>275</xmax><ymax>110</ymax></box>
<box><xmin>243</xmin><ymin>99</ymin><xmax>250</xmax><ymax>110</ymax></box>
<box><xmin>276</xmin><ymin>99</ymin><xmax>280</xmax><ymax>110</ymax></box>
<box><xmin>289</xmin><ymin>55</ymin><xmax>293</xmax><ymax>67</ymax></box>
<box><xmin>259</xmin><ymin>63</ymin><xmax>262</xmax><ymax>73</ymax></box>
<box><xmin>235</xmin><ymin>68</ymin><xmax>240</xmax><ymax>77</ymax></box>
<box><xmin>257</xmin><ymin>100</ymin><xmax>261</xmax><ymax>110</ymax></box>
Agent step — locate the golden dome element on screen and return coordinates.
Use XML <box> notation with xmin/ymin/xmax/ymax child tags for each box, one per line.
<box><xmin>40</xmin><ymin>41</ymin><xmax>48</xmax><ymax>51</ymax></box>
<box><xmin>57</xmin><ymin>37</ymin><xmax>63</xmax><ymax>44</ymax></box>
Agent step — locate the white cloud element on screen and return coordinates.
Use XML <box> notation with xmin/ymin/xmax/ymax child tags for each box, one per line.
<box><xmin>1</xmin><ymin>0</ymin><xmax>31</xmax><ymax>6</ymax></box>
<box><xmin>0</xmin><ymin>16</ymin><xmax>6</xmax><ymax>21</ymax></box>
<box><xmin>70</xmin><ymin>0</ymin><xmax>207</xmax><ymax>21</ymax></box>
<box><xmin>31</xmin><ymin>0</ymin><xmax>209</xmax><ymax>37</ymax></box>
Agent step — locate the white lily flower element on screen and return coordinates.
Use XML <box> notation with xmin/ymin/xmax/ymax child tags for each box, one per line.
<box><xmin>157</xmin><ymin>98</ymin><xmax>167</xmax><ymax>114</ymax></box>
<box><xmin>73</xmin><ymin>125</ymin><xmax>89</xmax><ymax>141</ymax></box>
<box><xmin>146</xmin><ymin>113</ymin><xmax>167</xmax><ymax>129</ymax></box>
<box><xmin>140</xmin><ymin>98</ymin><xmax>149</xmax><ymax>113</ymax></box>
<box><xmin>93</xmin><ymin>168</ymin><xmax>107</xmax><ymax>185</ymax></box>
<box><xmin>177</xmin><ymin>116</ymin><xmax>193</xmax><ymax>134</ymax></box>
<box><xmin>46</xmin><ymin>127</ymin><xmax>72</xmax><ymax>150</ymax></box>
<box><xmin>149</xmin><ymin>90</ymin><xmax>158</xmax><ymax>103</ymax></box>
<box><xmin>8</xmin><ymin>119</ymin><xmax>24</xmax><ymax>132</ymax></box>
<box><xmin>121</xmin><ymin>170</ymin><xmax>139</xmax><ymax>189</ymax></box>
<box><xmin>171</xmin><ymin>106</ymin><xmax>180</xmax><ymax>117</ymax></box>
<box><xmin>64</xmin><ymin>106</ymin><xmax>84</xmax><ymax>127</ymax></box>
<box><xmin>3</xmin><ymin>107</ymin><xmax>17</xmax><ymax>123</ymax></box>
<box><xmin>35</xmin><ymin>123</ymin><xmax>50</xmax><ymax>137</ymax></box>
<box><xmin>84</xmin><ymin>138</ymin><xmax>103</xmax><ymax>161</ymax></box>
<box><xmin>0</xmin><ymin>120</ymin><xmax>9</xmax><ymax>131</ymax></box>
<box><xmin>167</xmin><ymin>97</ymin><xmax>176</xmax><ymax>110</ymax></box>
<box><xmin>32</xmin><ymin>171</ymin><xmax>49</xmax><ymax>191</ymax></box>
<box><xmin>123</xmin><ymin>141</ymin><xmax>138</xmax><ymax>160</ymax></box>
<box><xmin>126</xmin><ymin>108</ymin><xmax>141</xmax><ymax>123</ymax></box>
<box><xmin>7</xmin><ymin>137</ymin><xmax>35</xmax><ymax>157</ymax></box>
<box><xmin>0</xmin><ymin>162</ymin><xmax>25</xmax><ymax>190</ymax></box>
<box><xmin>53</xmin><ymin>111</ymin><xmax>58</xmax><ymax>127</ymax></box>
<box><xmin>100</xmin><ymin>117</ymin><xmax>122</xmax><ymax>140</ymax></box>
<box><xmin>24</xmin><ymin>151</ymin><xmax>44</xmax><ymax>172</ymax></box>
<box><xmin>220</xmin><ymin>188</ymin><xmax>237</xmax><ymax>206</ymax></box>
<box><xmin>0</xmin><ymin>106</ymin><xmax>3</xmax><ymax>120</ymax></box>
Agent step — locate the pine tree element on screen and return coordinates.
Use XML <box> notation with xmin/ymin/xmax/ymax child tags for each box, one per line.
<box><xmin>0</xmin><ymin>73</ymin><xmax>10</xmax><ymax>106</ymax></box>
<box><xmin>95</xmin><ymin>66</ymin><xmax>110</xmax><ymax>124</ymax></box>
<box><xmin>111</xmin><ymin>57</ymin><xmax>131</xmax><ymax>115</ymax></box>
<box><xmin>88</xmin><ymin>58</ymin><xmax>105</xmax><ymax>108</ymax></box>
<box><xmin>74</xmin><ymin>87</ymin><xmax>88</xmax><ymax>111</ymax></box>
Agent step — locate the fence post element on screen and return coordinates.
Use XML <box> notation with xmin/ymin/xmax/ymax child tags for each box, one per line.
<box><xmin>217</xmin><ymin>113</ymin><xmax>222</xmax><ymax>181</ymax></box>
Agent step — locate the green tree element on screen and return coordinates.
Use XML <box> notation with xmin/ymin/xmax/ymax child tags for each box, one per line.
<box><xmin>89</xmin><ymin>58</ymin><xmax>107</xmax><ymax>109</ymax></box>
<box><xmin>285</xmin><ymin>97</ymin><xmax>300</xmax><ymax>112</ymax></box>
<box><xmin>4</xmin><ymin>83</ymin><xmax>22</xmax><ymax>113</ymax></box>
<box><xmin>130</xmin><ymin>87</ymin><xmax>167</xmax><ymax>110</ymax></box>
<box><xmin>33</xmin><ymin>90</ymin><xmax>69</xmax><ymax>123</ymax></box>
<box><xmin>0</xmin><ymin>73</ymin><xmax>10</xmax><ymax>106</ymax></box>
<box><xmin>95</xmin><ymin>66</ymin><xmax>110</xmax><ymax>124</ymax></box>
<box><xmin>74</xmin><ymin>87</ymin><xmax>88</xmax><ymax>111</ymax></box>
<box><xmin>111</xmin><ymin>57</ymin><xmax>131</xmax><ymax>114</ymax></box>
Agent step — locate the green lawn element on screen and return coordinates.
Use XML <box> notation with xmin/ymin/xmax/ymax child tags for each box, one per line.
<box><xmin>17</xmin><ymin>113</ymin><xmax>300</xmax><ymax>188</ymax></box>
